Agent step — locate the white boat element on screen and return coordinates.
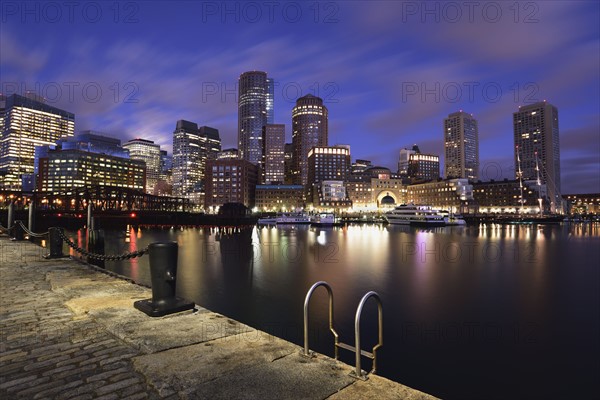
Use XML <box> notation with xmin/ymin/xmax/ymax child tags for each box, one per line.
<box><xmin>276</xmin><ymin>212</ymin><xmax>311</xmax><ymax>224</ymax></box>
<box><xmin>312</xmin><ymin>213</ymin><xmax>336</xmax><ymax>226</ymax></box>
<box><xmin>439</xmin><ymin>210</ymin><xmax>467</xmax><ymax>226</ymax></box>
<box><xmin>257</xmin><ymin>216</ymin><xmax>277</xmax><ymax>225</ymax></box>
<box><xmin>385</xmin><ymin>204</ymin><xmax>446</xmax><ymax>226</ymax></box>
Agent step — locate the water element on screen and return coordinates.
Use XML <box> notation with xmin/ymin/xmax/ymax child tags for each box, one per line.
<box><xmin>67</xmin><ymin>223</ymin><xmax>600</xmax><ymax>399</ymax></box>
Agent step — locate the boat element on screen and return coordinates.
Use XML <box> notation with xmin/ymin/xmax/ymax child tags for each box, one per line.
<box><xmin>439</xmin><ymin>210</ymin><xmax>467</xmax><ymax>226</ymax></box>
<box><xmin>257</xmin><ymin>216</ymin><xmax>277</xmax><ymax>225</ymax></box>
<box><xmin>311</xmin><ymin>213</ymin><xmax>336</xmax><ymax>226</ymax></box>
<box><xmin>384</xmin><ymin>204</ymin><xmax>446</xmax><ymax>226</ymax></box>
<box><xmin>276</xmin><ymin>212</ymin><xmax>311</xmax><ymax>224</ymax></box>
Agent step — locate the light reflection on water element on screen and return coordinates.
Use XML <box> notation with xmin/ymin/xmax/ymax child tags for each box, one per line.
<box><xmin>69</xmin><ymin>223</ymin><xmax>599</xmax><ymax>400</ymax></box>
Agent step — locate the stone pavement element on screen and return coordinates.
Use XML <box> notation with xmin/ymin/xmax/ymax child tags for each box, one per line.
<box><xmin>0</xmin><ymin>236</ymin><xmax>439</xmax><ymax>399</ymax></box>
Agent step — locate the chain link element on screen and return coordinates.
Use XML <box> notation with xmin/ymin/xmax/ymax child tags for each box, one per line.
<box><xmin>0</xmin><ymin>223</ymin><xmax>15</xmax><ymax>234</ymax></box>
<box><xmin>17</xmin><ymin>221</ymin><xmax>50</xmax><ymax>238</ymax></box>
<box><xmin>57</xmin><ymin>229</ymin><xmax>148</xmax><ymax>261</ymax></box>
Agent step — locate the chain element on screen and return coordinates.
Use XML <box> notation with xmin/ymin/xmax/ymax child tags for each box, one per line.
<box><xmin>17</xmin><ymin>221</ymin><xmax>50</xmax><ymax>237</ymax></box>
<box><xmin>57</xmin><ymin>229</ymin><xmax>148</xmax><ymax>261</ymax></box>
<box><xmin>0</xmin><ymin>223</ymin><xmax>15</xmax><ymax>234</ymax></box>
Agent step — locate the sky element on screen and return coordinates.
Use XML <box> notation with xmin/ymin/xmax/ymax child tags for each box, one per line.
<box><xmin>1</xmin><ymin>0</ymin><xmax>599</xmax><ymax>193</ymax></box>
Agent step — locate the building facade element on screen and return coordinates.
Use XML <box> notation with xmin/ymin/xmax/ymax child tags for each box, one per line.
<box><xmin>262</xmin><ymin>124</ymin><xmax>285</xmax><ymax>184</ymax></box>
<box><xmin>238</xmin><ymin>71</ymin><xmax>274</xmax><ymax>166</ymax></box>
<box><xmin>408</xmin><ymin>153</ymin><xmax>440</xmax><ymax>183</ymax></box>
<box><xmin>472</xmin><ymin>179</ymin><xmax>548</xmax><ymax>214</ymax></box>
<box><xmin>172</xmin><ymin>120</ymin><xmax>221</xmax><ymax>200</ymax></box>
<box><xmin>291</xmin><ymin>94</ymin><xmax>328</xmax><ymax>186</ymax></box>
<box><xmin>0</xmin><ymin>94</ymin><xmax>74</xmax><ymax>190</ymax></box>
<box><xmin>444</xmin><ymin>111</ymin><xmax>479</xmax><ymax>180</ymax></box>
<box><xmin>123</xmin><ymin>138</ymin><xmax>161</xmax><ymax>194</ymax></box>
<box><xmin>37</xmin><ymin>149</ymin><xmax>146</xmax><ymax>193</ymax></box>
<box><xmin>407</xmin><ymin>179</ymin><xmax>475</xmax><ymax>213</ymax></box>
<box><xmin>346</xmin><ymin>166</ymin><xmax>406</xmax><ymax>210</ymax></box>
<box><xmin>255</xmin><ymin>185</ymin><xmax>305</xmax><ymax>211</ymax></box>
<box><xmin>513</xmin><ymin>101</ymin><xmax>561</xmax><ymax>212</ymax></box>
<box><xmin>204</xmin><ymin>158</ymin><xmax>258</xmax><ymax>209</ymax></box>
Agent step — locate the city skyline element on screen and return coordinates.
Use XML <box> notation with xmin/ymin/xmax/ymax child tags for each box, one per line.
<box><xmin>1</xmin><ymin>1</ymin><xmax>598</xmax><ymax>193</ymax></box>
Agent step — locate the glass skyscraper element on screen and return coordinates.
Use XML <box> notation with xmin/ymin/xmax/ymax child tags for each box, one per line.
<box><xmin>291</xmin><ymin>94</ymin><xmax>328</xmax><ymax>186</ymax></box>
<box><xmin>237</xmin><ymin>71</ymin><xmax>274</xmax><ymax>166</ymax></box>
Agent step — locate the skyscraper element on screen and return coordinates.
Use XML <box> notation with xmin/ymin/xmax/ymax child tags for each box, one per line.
<box><xmin>0</xmin><ymin>94</ymin><xmax>74</xmax><ymax>190</ymax></box>
<box><xmin>444</xmin><ymin>111</ymin><xmax>479</xmax><ymax>180</ymax></box>
<box><xmin>513</xmin><ymin>101</ymin><xmax>561</xmax><ymax>212</ymax></box>
<box><xmin>262</xmin><ymin>124</ymin><xmax>285</xmax><ymax>184</ymax></box>
<box><xmin>237</xmin><ymin>71</ymin><xmax>274</xmax><ymax>166</ymax></box>
<box><xmin>123</xmin><ymin>138</ymin><xmax>162</xmax><ymax>194</ymax></box>
<box><xmin>291</xmin><ymin>94</ymin><xmax>328</xmax><ymax>186</ymax></box>
<box><xmin>172</xmin><ymin>120</ymin><xmax>221</xmax><ymax>198</ymax></box>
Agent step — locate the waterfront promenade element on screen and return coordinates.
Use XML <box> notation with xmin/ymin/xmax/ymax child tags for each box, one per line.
<box><xmin>0</xmin><ymin>236</ymin><xmax>437</xmax><ymax>399</ymax></box>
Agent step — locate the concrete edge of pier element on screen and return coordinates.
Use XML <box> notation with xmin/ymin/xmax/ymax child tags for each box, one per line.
<box><xmin>0</xmin><ymin>236</ymin><xmax>440</xmax><ymax>400</ymax></box>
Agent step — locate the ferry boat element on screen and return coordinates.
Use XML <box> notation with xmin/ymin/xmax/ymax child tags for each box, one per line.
<box><xmin>311</xmin><ymin>213</ymin><xmax>336</xmax><ymax>226</ymax></box>
<box><xmin>257</xmin><ymin>216</ymin><xmax>277</xmax><ymax>225</ymax></box>
<box><xmin>276</xmin><ymin>212</ymin><xmax>311</xmax><ymax>224</ymax></box>
<box><xmin>384</xmin><ymin>204</ymin><xmax>446</xmax><ymax>226</ymax></box>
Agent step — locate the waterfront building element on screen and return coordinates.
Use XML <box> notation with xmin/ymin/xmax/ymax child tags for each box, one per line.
<box><xmin>291</xmin><ymin>94</ymin><xmax>328</xmax><ymax>185</ymax></box>
<box><xmin>0</xmin><ymin>94</ymin><xmax>74</xmax><ymax>190</ymax></box>
<box><xmin>262</xmin><ymin>124</ymin><xmax>285</xmax><ymax>184</ymax></box>
<box><xmin>37</xmin><ymin>149</ymin><xmax>146</xmax><ymax>193</ymax></box>
<box><xmin>255</xmin><ymin>184</ymin><xmax>305</xmax><ymax>211</ymax></box>
<box><xmin>472</xmin><ymin>179</ymin><xmax>548</xmax><ymax>214</ymax></box>
<box><xmin>306</xmin><ymin>146</ymin><xmax>351</xmax><ymax>208</ymax></box>
<box><xmin>311</xmin><ymin>180</ymin><xmax>352</xmax><ymax>210</ymax></box>
<box><xmin>562</xmin><ymin>193</ymin><xmax>600</xmax><ymax>215</ymax></box>
<box><xmin>444</xmin><ymin>111</ymin><xmax>479</xmax><ymax>180</ymax></box>
<box><xmin>513</xmin><ymin>101</ymin><xmax>562</xmax><ymax>212</ymax></box>
<box><xmin>123</xmin><ymin>138</ymin><xmax>161</xmax><ymax>194</ymax></box>
<box><xmin>238</xmin><ymin>71</ymin><xmax>274</xmax><ymax>166</ymax></box>
<box><xmin>204</xmin><ymin>158</ymin><xmax>258</xmax><ymax>209</ymax></box>
<box><xmin>407</xmin><ymin>179</ymin><xmax>475</xmax><ymax>214</ymax></box>
<box><xmin>399</xmin><ymin>144</ymin><xmax>440</xmax><ymax>183</ymax></box>
<box><xmin>346</xmin><ymin>166</ymin><xmax>406</xmax><ymax>210</ymax></box>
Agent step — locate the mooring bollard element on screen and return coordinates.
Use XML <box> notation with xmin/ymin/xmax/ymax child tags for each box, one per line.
<box><xmin>87</xmin><ymin>229</ymin><xmax>105</xmax><ymax>268</ymax></box>
<box><xmin>44</xmin><ymin>227</ymin><xmax>65</xmax><ymax>259</ymax></box>
<box><xmin>7</xmin><ymin>201</ymin><xmax>14</xmax><ymax>234</ymax></box>
<box><xmin>134</xmin><ymin>242</ymin><xmax>195</xmax><ymax>317</ymax></box>
<box><xmin>28</xmin><ymin>203</ymin><xmax>35</xmax><ymax>235</ymax></box>
<box><xmin>12</xmin><ymin>220</ymin><xmax>25</xmax><ymax>241</ymax></box>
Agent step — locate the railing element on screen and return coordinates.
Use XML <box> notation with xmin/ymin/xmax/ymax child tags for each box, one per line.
<box><xmin>303</xmin><ymin>281</ymin><xmax>384</xmax><ymax>380</ymax></box>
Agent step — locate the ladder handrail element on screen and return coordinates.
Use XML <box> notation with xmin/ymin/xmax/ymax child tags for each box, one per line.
<box><xmin>354</xmin><ymin>291</ymin><xmax>383</xmax><ymax>378</ymax></box>
<box><xmin>303</xmin><ymin>281</ymin><xmax>339</xmax><ymax>358</ymax></box>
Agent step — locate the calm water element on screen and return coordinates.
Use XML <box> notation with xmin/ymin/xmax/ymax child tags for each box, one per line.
<box><xmin>68</xmin><ymin>223</ymin><xmax>600</xmax><ymax>399</ymax></box>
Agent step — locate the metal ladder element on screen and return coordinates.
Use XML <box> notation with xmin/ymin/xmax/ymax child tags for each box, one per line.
<box><xmin>303</xmin><ymin>281</ymin><xmax>383</xmax><ymax>380</ymax></box>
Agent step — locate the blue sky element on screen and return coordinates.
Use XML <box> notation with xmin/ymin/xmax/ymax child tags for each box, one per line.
<box><xmin>1</xmin><ymin>0</ymin><xmax>599</xmax><ymax>193</ymax></box>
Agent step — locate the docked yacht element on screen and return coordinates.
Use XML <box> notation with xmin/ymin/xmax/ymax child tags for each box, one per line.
<box><xmin>384</xmin><ymin>204</ymin><xmax>446</xmax><ymax>226</ymax></box>
<box><xmin>439</xmin><ymin>210</ymin><xmax>467</xmax><ymax>226</ymax></box>
<box><xmin>276</xmin><ymin>212</ymin><xmax>311</xmax><ymax>224</ymax></box>
<box><xmin>311</xmin><ymin>213</ymin><xmax>336</xmax><ymax>226</ymax></box>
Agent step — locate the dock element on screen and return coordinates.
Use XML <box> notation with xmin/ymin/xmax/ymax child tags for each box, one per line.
<box><xmin>0</xmin><ymin>236</ymin><xmax>438</xmax><ymax>399</ymax></box>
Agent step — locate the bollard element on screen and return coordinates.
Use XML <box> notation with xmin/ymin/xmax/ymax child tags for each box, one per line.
<box><xmin>28</xmin><ymin>203</ymin><xmax>35</xmax><ymax>234</ymax></box>
<box><xmin>87</xmin><ymin>203</ymin><xmax>92</xmax><ymax>229</ymax></box>
<box><xmin>12</xmin><ymin>220</ymin><xmax>25</xmax><ymax>241</ymax></box>
<box><xmin>44</xmin><ymin>227</ymin><xmax>65</xmax><ymax>259</ymax></box>
<box><xmin>134</xmin><ymin>242</ymin><xmax>195</xmax><ymax>317</ymax></box>
<box><xmin>7</xmin><ymin>201</ymin><xmax>14</xmax><ymax>233</ymax></box>
<box><xmin>87</xmin><ymin>229</ymin><xmax>105</xmax><ymax>268</ymax></box>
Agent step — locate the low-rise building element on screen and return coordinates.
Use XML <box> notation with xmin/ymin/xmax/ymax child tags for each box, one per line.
<box><xmin>204</xmin><ymin>158</ymin><xmax>258</xmax><ymax>210</ymax></box>
<box><xmin>407</xmin><ymin>179</ymin><xmax>475</xmax><ymax>213</ymax></box>
<box><xmin>255</xmin><ymin>185</ymin><xmax>304</xmax><ymax>211</ymax></box>
<box><xmin>473</xmin><ymin>179</ymin><xmax>548</xmax><ymax>214</ymax></box>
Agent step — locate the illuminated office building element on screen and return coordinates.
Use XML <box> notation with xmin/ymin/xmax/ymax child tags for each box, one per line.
<box><xmin>444</xmin><ymin>111</ymin><xmax>479</xmax><ymax>180</ymax></box>
<box><xmin>37</xmin><ymin>149</ymin><xmax>146</xmax><ymax>193</ymax></box>
<box><xmin>123</xmin><ymin>138</ymin><xmax>162</xmax><ymax>194</ymax></box>
<box><xmin>262</xmin><ymin>124</ymin><xmax>285</xmax><ymax>184</ymax></box>
<box><xmin>172</xmin><ymin>120</ymin><xmax>221</xmax><ymax>198</ymax></box>
<box><xmin>204</xmin><ymin>158</ymin><xmax>258</xmax><ymax>209</ymax></box>
<box><xmin>291</xmin><ymin>94</ymin><xmax>328</xmax><ymax>186</ymax></box>
<box><xmin>0</xmin><ymin>94</ymin><xmax>74</xmax><ymax>190</ymax></box>
<box><xmin>238</xmin><ymin>71</ymin><xmax>274</xmax><ymax>166</ymax></box>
